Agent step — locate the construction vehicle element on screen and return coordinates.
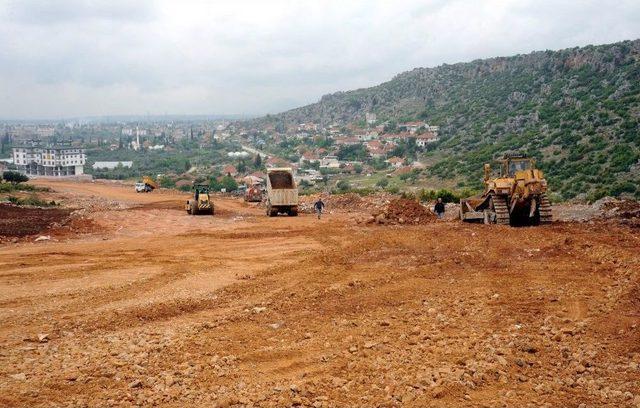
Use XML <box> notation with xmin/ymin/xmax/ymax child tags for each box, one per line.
<box><xmin>244</xmin><ymin>185</ymin><xmax>263</xmax><ymax>202</ymax></box>
<box><xmin>135</xmin><ymin>176</ymin><xmax>158</xmax><ymax>193</ymax></box>
<box><xmin>185</xmin><ymin>184</ymin><xmax>214</xmax><ymax>215</ymax></box>
<box><xmin>265</xmin><ymin>168</ymin><xmax>298</xmax><ymax>216</ymax></box>
<box><xmin>459</xmin><ymin>154</ymin><xmax>552</xmax><ymax>225</ymax></box>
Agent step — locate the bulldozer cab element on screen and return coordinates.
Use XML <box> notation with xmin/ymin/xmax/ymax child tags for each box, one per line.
<box><xmin>497</xmin><ymin>155</ymin><xmax>534</xmax><ymax>178</ymax></box>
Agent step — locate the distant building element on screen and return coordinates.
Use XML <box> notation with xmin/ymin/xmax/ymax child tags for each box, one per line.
<box><xmin>36</xmin><ymin>126</ymin><xmax>55</xmax><ymax>138</ymax></box>
<box><xmin>299</xmin><ymin>151</ymin><xmax>320</xmax><ymax>166</ymax></box>
<box><xmin>320</xmin><ymin>155</ymin><xmax>340</xmax><ymax>168</ymax></box>
<box><xmin>92</xmin><ymin>161</ymin><xmax>133</xmax><ymax>170</ymax></box>
<box><xmin>386</xmin><ymin>157</ymin><xmax>405</xmax><ymax>169</ymax></box>
<box><xmin>13</xmin><ymin>145</ymin><xmax>86</xmax><ymax>176</ymax></box>
<box><xmin>415</xmin><ymin>132</ymin><xmax>440</xmax><ymax>147</ymax></box>
<box><xmin>399</xmin><ymin>121</ymin><xmax>426</xmax><ymax>134</ymax></box>
<box><xmin>223</xmin><ymin>165</ymin><xmax>238</xmax><ymax>177</ymax></box>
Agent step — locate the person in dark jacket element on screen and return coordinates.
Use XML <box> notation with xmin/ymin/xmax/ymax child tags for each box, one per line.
<box><xmin>314</xmin><ymin>198</ymin><xmax>325</xmax><ymax>219</ymax></box>
<box><xmin>434</xmin><ymin>197</ymin><xmax>445</xmax><ymax>219</ymax></box>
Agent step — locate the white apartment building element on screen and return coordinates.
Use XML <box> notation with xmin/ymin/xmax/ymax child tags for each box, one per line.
<box><xmin>12</xmin><ymin>145</ymin><xmax>86</xmax><ymax>176</ymax></box>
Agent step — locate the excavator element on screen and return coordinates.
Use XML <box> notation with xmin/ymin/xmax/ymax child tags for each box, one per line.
<box><xmin>185</xmin><ymin>184</ymin><xmax>214</xmax><ymax>215</ymax></box>
<box><xmin>460</xmin><ymin>154</ymin><xmax>552</xmax><ymax>226</ymax></box>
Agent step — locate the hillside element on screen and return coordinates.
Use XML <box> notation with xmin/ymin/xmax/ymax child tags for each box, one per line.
<box><xmin>259</xmin><ymin>40</ymin><xmax>640</xmax><ymax>200</ymax></box>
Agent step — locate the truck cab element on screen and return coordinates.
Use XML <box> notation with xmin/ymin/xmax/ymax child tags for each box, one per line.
<box><xmin>135</xmin><ymin>182</ymin><xmax>150</xmax><ymax>193</ymax></box>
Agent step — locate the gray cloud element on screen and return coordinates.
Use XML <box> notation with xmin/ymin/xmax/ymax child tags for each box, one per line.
<box><xmin>0</xmin><ymin>0</ymin><xmax>639</xmax><ymax>119</ymax></box>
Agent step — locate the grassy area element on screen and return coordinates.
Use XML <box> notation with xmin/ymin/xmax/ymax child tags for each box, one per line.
<box><xmin>4</xmin><ymin>195</ymin><xmax>59</xmax><ymax>207</ymax></box>
<box><xmin>0</xmin><ymin>182</ymin><xmax>51</xmax><ymax>194</ymax></box>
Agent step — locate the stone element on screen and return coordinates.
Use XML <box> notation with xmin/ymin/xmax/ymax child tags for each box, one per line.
<box><xmin>9</xmin><ymin>373</ymin><xmax>26</xmax><ymax>381</ymax></box>
<box><xmin>37</xmin><ymin>333</ymin><xmax>49</xmax><ymax>343</ymax></box>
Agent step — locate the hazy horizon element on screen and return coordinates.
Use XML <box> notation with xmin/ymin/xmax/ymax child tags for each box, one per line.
<box><xmin>1</xmin><ymin>0</ymin><xmax>640</xmax><ymax>120</ymax></box>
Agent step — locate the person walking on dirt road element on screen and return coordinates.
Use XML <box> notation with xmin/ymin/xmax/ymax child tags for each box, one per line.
<box><xmin>434</xmin><ymin>197</ymin><xmax>445</xmax><ymax>219</ymax></box>
<box><xmin>314</xmin><ymin>198</ymin><xmax>325</xmax><ymax>219</ymax></box>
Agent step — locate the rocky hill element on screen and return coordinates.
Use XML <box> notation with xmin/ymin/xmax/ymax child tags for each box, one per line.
<box><xmin>259</xmin><ymin>40</ymin><xmax>640</xmax><ymax>200</ymax></box>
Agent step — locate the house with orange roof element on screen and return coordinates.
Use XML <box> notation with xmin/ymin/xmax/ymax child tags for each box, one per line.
<box><xmin>415</xmin><ymin>132</ymin><xmax>440</xmax><ymax>147</ymax></box>
<box><xmin>385</xmin><ymin>156</ymin><xmax>405</xmax><ymax>169</ymax></box>
<box><xmin>223</xmin><ymin>165</ymin><xmax>238</xmax><ymax>176</ymax></box>
<box><xmin>299</xmin><ymin>151</ymin><xmax>320</xmax><ymax>166</ymax></box>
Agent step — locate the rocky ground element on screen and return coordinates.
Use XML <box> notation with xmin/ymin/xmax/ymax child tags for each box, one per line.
<box><xmin>1</xmin><ymin>180</ymin><xmax>639</xmax><ymax>407</ymax></box>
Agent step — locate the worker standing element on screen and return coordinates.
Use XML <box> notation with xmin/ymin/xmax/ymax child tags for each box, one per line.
<box><xmin>314</xmin><ymin>198</ymin><xmax>325</xmax><ymax>220</ymax></box>
<box><xmin>434</xmin><ymin>197</ymin><xmax>445</xmax><ymax>219</ymax></box>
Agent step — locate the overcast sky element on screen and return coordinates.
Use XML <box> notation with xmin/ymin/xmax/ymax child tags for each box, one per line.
<box><xmin>1</xmin><ymin>0</ymin><xmax>639</xmax><ymax>120</ymax></box>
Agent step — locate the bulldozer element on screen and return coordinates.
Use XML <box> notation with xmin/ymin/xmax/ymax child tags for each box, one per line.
<box><xmin>460</xmin><ymin>154</ymin><xmax>552</xmax><ymax>225</ymax></box>
<box><xmin>185</xmin><ymin>184</ymin><xmax>214</xmax><ymax>215</ymax></box>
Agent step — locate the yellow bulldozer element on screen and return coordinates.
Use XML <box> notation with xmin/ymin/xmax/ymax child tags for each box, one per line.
<box><xmin>185</xmin><ymin>184</ymin><xmax>214</xmax><ymax>215</ymax></box>
<box><xmin>460</xmin><ymin>154</ymin><xmax>552</xmax><ymax>226</ymax></box>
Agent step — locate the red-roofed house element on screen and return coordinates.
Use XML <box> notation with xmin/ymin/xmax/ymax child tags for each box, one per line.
<box><xmin>299</xmin><ymin>151</ymin><xmax>320</xmax><ymax>166</ymax></box>
<box><xmin>416</xmin><ymin>132</ymin><xmax>440</xmax><ymax>147</ymax></box>
<box><xmin>386</xmin><ymin>157</ymin><xmax>405</xmax><ymax>168</ymax></box>
<box><xmin>265</xmin><ymin>157</ymin><xmax>291</xmax><ymax>168</ymax></box>
<box><xmin>334</xmin><ymin>136</ymin><xmax>361</xmax><ymax>146</ymax></box>
<box><xmin>365</xmin><ymin>140</ymin><xmax>383</xmax><ymax>150</ymax></box>
<box><xmin>223</xmin><ymin>165</ymin><xmax>238</xmax><ymax>176</ymax></box>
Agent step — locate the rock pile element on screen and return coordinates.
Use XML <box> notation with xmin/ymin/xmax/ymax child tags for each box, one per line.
<box><xmin>591</xmin><ymin>197</ymin><xmax>640</xmax><ymax>227</ymax></box>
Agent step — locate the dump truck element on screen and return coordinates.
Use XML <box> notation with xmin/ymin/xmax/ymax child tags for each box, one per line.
<box><xmin>266</xmin><ymin>168</ymin><xmax>298</xmax><ymax>216</ymax></box>
<box><xmin>135</xmin><ymin>176</ymin><xmax>158</xmax><ymax>193</ymax></box>
<box><xmin>185</xmin><ymin>184</ymin><xmax>214</xmax><ymax>215</ymax></box>
<box><xmin>460</xmin><ymin>154</ymin><xmax>552</xmax><ymax>225</ymax></box>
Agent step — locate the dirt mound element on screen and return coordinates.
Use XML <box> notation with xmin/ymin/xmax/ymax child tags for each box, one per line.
<box><xmin>370</xmin><ymin>198</ymin><xmax>435</xmax><ymax>225</ymax></box>
<box><xmin>600</xmin><ymin>199</ymin><xmax>640</xmax><ymax>218</ymax></box>
<box><xmin>0</xmin><ymin>203</ymin><xmax>72</xmax><ymax>238</ymax></box>
<box><xmin>590</xmin><ymin>197</ymin><xmax>640</xmax><ymax>227</ymax></box>
<box><xmin>300</xmin><ymin>192</ymin><xmax>397</xmax><ymax>213</ymax></box>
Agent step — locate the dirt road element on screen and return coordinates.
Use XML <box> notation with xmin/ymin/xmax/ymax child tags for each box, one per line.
<box><xmin>1</xmin><ymin>180</ymin><xmax>639</xmax><ymax>407</ymax></box>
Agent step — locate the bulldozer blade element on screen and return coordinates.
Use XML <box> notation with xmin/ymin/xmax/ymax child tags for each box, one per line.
<box><xmin>529</xmin><ymin>198</ymin><xmax>537</xmax><ymax>218</ymax></box>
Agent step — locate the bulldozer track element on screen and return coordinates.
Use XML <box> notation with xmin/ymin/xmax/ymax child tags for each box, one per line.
<box><xmin>539</xmin><ymin>193</ymin><xmax>553</xmax><ymax>224</ymax></box>
<box><xmin>492</xmin><ymin>196</ymin><xmax>510</xmax><ymax>225</ymax></box>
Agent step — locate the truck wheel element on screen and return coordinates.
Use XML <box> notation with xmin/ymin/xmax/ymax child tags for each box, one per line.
<box><xmin>289</xmin><ymin>207</ymin><xmax>298</xmax><ymax>216</ymax></box>
<box><xmin>191</xmin><ymin>202</ymin><xmax>198</xmax><ymax>215</ymax></box>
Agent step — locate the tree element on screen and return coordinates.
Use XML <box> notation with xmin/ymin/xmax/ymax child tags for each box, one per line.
<box><xmin>221</xmin><ymin>175</ymin><xmax>238</xmax><ymax>192</ymax></box>
<box><xmin>375</xmin><ymin>178</ymin><xmax>389</xmax><ymax>188</ymax></box>
<box><xmin>337</xmin><ymin>144</ymin><xmax>367</xmax><ymax>161</ymax></box>
<box><xmin>336</xmin><ymin>179</ymin><xmax>351</xmax><ymax>193</ymax></box>
<box><xmin>184</xmin><ymin>160</ymin><xmax>191</xmax><ymax>173</ymax></box>
<box><xmin>237</xmin><ymin>160</ymin><xmax>247</xmax><ymax>173</ymax></box>
<box><xmin>254</xmin><ymin>154</ymin><xmax>262</xmax><ymax>169</ymax></box>
<box><xmin>3</xmin><ymin>171</ymin><xmax>29</xmax><ymax>184</ymax></box>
